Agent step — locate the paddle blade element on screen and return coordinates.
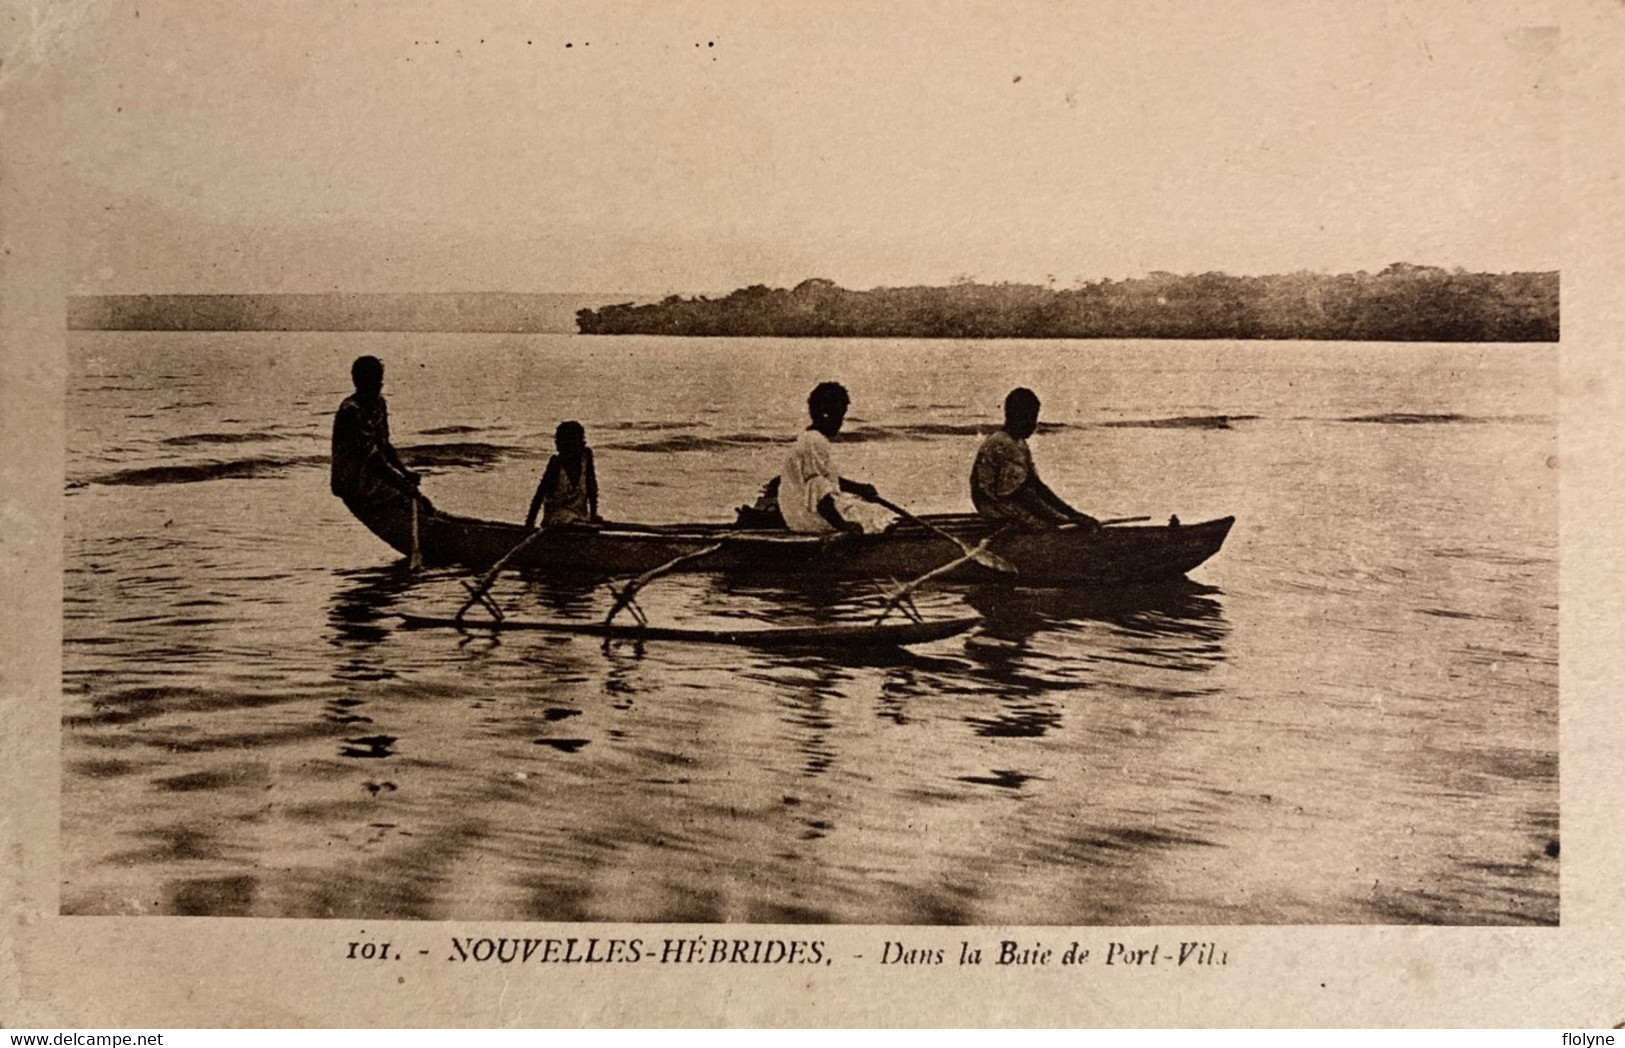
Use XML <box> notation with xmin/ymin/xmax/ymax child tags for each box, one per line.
<box><xmin>972</xmin><ymin>549</ymin><xmax>1019</xmax><ymax>574</ymax></box>
<box><xmin>408</xmin><ymin>498</ymin><xmax>425</xmax><ymax>569</ymax></box>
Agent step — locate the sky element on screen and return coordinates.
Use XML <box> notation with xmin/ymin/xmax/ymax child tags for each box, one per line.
<box><xmin>51</xmin><ymin>0</ymin><xmax>1559</xmax><ymax>295</ymax></box>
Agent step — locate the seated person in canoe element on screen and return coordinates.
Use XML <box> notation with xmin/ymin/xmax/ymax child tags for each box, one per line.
<box><xmin>330</xmin><ymin>354</ymin><xmax>430</xmax><ymax>512</ymax></box>
<box><xmin>779</xmin><ymin>382</ymin><xmax>895</xmax><ymax>535</ymax></box>
<box><xmin>525</xmin><ymin>420</ymin><xmax>600</xmax><ymax>529</ymax></box>
<box><xmin>971</xmin><ymin>387</ymin><xmax>1098</xmax><ymax>531</ymax></box>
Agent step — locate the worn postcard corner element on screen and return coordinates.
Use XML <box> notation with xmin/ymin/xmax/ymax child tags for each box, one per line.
<box><xmin>3</xmin><ymin>0</ymin><xmax>1624</xmax><ymax>1030</ymax></box>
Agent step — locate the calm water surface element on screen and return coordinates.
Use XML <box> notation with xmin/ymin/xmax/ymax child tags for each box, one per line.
<box><xmin>62</xmin><ymin>333</ymin><xmax>1557</xmax><ymax>924</ymax></box>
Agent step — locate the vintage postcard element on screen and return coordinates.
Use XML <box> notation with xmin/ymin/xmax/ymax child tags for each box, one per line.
<box><xmin>3</xmin><ymin>0</ymin><xmax>1622</xmax><ymax>1028</ymax></box>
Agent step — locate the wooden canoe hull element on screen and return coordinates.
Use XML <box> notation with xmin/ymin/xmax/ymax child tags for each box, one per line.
<box><xmin>346</xmin><ymin>495</ymin><xmax>1233</xmax><ymax>587</ymax></box>
<box><xmin>396</xmin><ymin>612</ymin><xmax>982</xmax><ymax>648</ymax></box>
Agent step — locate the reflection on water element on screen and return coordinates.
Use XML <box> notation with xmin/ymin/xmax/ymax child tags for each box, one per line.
<box><xmin>967</xmin><ymin>579</ymin><xmax>1228</xmax><ymax>652</ymax></box>
<box><xmin>61</xmin><ymin>333</ymin><xmax>1557</xmax><ymax>924</ymax></box>
<box><xmin>952</xmin><ymin>581</ymin><xmax>1229</xmax><ymax>738</ymax></box>
<box><xmin>327</xmin><ymin>563</ymin><xmax>416</xmax><ymax>662</ymax></box>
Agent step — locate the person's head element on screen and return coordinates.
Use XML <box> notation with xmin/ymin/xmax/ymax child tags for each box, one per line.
<box><xmin>350</xmin><ymin>355</ymin><xmax>385</xmax><ymax>398</ymax></box>
<box><xmin>807</xmin><ymin>381</ymin><xmax>850</xmax><ymax>436</ymax></box>
<box><xmin>1003</xmin><ymin>387</ymin><xmax>1041</xmax><ymax>439</ymax></box>
<box><xmin>555</xmin><ymin>420</ymin><xmax>586</xmax><ymax>457</ymax></box>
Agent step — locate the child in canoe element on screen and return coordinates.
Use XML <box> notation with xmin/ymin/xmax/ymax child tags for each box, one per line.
<box><xmin>526</xmin><ymin>420</ymin><xmax>601</xmax><ymax>529</ymax></box>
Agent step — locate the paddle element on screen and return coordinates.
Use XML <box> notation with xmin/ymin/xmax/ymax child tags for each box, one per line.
<box><xmin>1059</xmin><ymin>515</ymin><xmax>1152</xmax><ymax>530</ymax></box>
<box><xmin>867</xmin><ymin>493</ymin><xmax>1018</xmax><ymax>575</ymax></box>
<box><xmin>408</xmin><ymin>498</ymin><xmax>425</xmax><ymax>570</ymax></box>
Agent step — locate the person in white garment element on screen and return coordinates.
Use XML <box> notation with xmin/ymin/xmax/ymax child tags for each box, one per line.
<box><xmin>777</xmin><ymin>382</ymin><xmax>895</xmax><ymax>534</ymax></box>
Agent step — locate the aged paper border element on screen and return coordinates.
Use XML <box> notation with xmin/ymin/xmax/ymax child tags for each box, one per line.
<box><xmin>3</xmin><ymin>0</ymin><xmax>1621</xmax><ymax>1027</ymax></box>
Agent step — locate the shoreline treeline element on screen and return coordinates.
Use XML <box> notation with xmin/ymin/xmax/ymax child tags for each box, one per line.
<box><xmin>576</xmin><ymin>265</ymin><xmax>1558</xmax><ymax>341</ymax></box>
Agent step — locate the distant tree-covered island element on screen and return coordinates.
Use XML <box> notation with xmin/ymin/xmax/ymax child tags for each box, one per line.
<box><xmin>577</xmin><ymin>265</ymin><xmax>1558</xmax><ymax>342</ymax></box>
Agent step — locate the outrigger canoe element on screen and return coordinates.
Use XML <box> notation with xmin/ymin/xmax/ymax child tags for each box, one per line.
<box><xmin>345</xmin><ymin>493</ymin><xmax>1233</xmax><ymax>587</ymax></box>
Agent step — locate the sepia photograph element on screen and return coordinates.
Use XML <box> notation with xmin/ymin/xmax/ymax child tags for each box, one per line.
<box><xmin>5</xmin><ymin>0</ymin><xmax>1618</xmax><ymax>1029</ymax></box>
<box><xmin>57</xmin><ymin>0</ymin><xmax>1558</xmax><ymax>924</ymax></box>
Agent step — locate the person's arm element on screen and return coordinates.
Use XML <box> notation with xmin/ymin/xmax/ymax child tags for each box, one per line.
<box><xmin>375</xmin><ymin>403</ymin><xmax>420</xmax><ymax>489</ymax></box>
<box><xmin>332</xmin><ymin>402</ymin><xmax>360</xmax><ymax>465</ymax></box>
<box><xmin>999</xmin><ymin>481</ymin><xmax>1068</xmax><ymax>525</ymax></box>
<box><xmin>817</xmin><ymin>493</ymin><xmax>861</xmax><ymax>533</ymax></box>
<box><xmin>525</xmin><ymin>458</ymin><xmax>560</xmax><ymax>529</ymax></box>
<box><xmin>1027</xmin><ymin>472</ymin><xmax>1096</xmax><ymax>526</ymax></box>
<box><xmin>838</xmin><ymin>476</ymin><xmax>878</xmax><ymax>501</ymax></box>
<box><xmin>380</xmin><ymin>444</ymin><xmax>414</xmax><ymax>482</ymax></box>
<box><xmin>348</xmin><ymin>409</ymin><xmax>420</xmax><ymax>499</ymax></box>
<box><xmin>523</xmin><ymin>480</ymin><xmax>544</xmax><ymax>530</ymax></box>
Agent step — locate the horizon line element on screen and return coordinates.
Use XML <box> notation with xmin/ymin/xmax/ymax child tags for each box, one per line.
<box><xmin>66</xmin><ymin>263</ymin><xmax>1563</xmax><ymax>302</ymax></box>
